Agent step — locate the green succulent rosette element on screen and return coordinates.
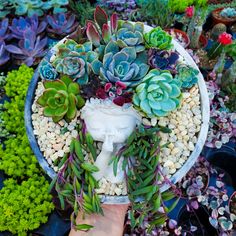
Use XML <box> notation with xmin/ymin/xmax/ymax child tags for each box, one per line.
<box><xmin>144</xmin><ymin>26</ymin><xmax>173</xmax><ymax>50</ymax></box>
<box><xmin>52</xmin><ymin>39</ymin><xmax>98</xmax><ymax>85</ymax></box>
<box><xmin>175</xmin><ymin>64</ymin><xmax>199</xmax><ymax>89</ymax></box>
<box><xmin>37</xmin><ymin>76</ymin><xmax>85</xmax><ymax>122</ymax></box>
<box><xmin>133</xmin><ymin>69</ymin><xmax>182</xmax><ymax>117</ymax></box>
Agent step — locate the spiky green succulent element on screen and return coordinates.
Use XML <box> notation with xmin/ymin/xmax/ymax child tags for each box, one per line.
<box><xmin>115</xmin><ymin>21</ymin><xmax>145</xmax><ymax>52</ymax></box>
<box><xmin>133</xmin><ymin>69</ymin><xmax>182</xmax><ymax>117</ymax></box>
<box><xmin>52</xmin><ymin>39</ymin><xmax>98</xmax><ymax>85</ymax></box>
<box><xmin>175</xmin><ymin>64</ymin><xmax>199</xmax><ymax>89</ymax></box>
<box><xmin>91</xmin><ymin>41</ymin><xmax>149</xmax><ymax>87</ymax></box>
<box><xmin>144</xmin><ymin>26</ymin><xmax>173</xmax><ymax>50</ymax></box>
<box><xmin>37</xmin><ymin>76</ymin><xmax>85</xmax><ymax>122</ymax></box>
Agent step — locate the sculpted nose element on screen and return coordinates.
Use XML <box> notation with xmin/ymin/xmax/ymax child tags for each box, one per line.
<box><xmin>102</xmin><ymin>134</ymin><xmax>114</xmax><ymax>152</ymax></box>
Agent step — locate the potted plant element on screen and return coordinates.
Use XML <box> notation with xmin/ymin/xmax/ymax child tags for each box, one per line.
<box><xmin>212</xmin><ymin>7</ymin><xmax>236</xmax><ymax>26</ymax></box>
<box><xmin>24</xmin><ymin>6</ymin><xmax>210</xmax><ymax>232</ymax></box>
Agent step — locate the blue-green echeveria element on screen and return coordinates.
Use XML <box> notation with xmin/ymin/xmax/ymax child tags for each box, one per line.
<box><xmin>52</xmin><ymin>39</ymin><xmax>98</xmax><ymax>85</ymax></box>
<box><xmin>175</xmin><ymin>64</ymin><xmax>199</xmax><ymax>89</ymax></box>
<box><xmin>133</xmin><ymin>69</ymin><xmax>182</xmax><ymax>117</ymax></box>
<box><xmin>91</xmin><ymin>41</ymin><xmax>150</xmax><ymax>87</ymax></box>
<box><xmin>144</xmin><ymin>26</ymin><xmax>173</xmax><ymax>50</ymax></box>
<box><xmin>115</xmin><ymin>21</ymin><xmax>145</xmax><ymax>52</ymax></box>
<box><xmin>39</xmin><ymin>59</ymin><xmax>58</xmax><ymax>80</ymax></box>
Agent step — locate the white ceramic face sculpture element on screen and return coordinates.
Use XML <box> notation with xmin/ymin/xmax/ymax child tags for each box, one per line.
<box><xmin>81</xmin><ymin>98</ymin><xmax>141</xmax><ymax>183</ymax></box>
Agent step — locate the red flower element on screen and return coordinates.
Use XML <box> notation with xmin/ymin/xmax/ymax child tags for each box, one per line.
<box><xmin>185</xmin><ymin>6</ymin><xmax>194</xmax><ymax>18</ymax></box>
<box><xmin>218</xmin><ymin>32</ymin><xmax>233</xmax><ymax>45</ymax></box>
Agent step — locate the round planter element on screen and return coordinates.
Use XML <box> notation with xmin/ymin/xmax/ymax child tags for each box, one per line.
<box><xmin>212</xmin><ymin>8</ymin><xmax>236</xmax><ymax>26</ymax></box>
<box><xmin>165</xmin><ymin>28</ymin><xmax>190</xmax><ymax>48</ymax></box>
<box><xmin>177</xmin><ymin>205</ymin><xmax>218</xmax><ymax>235</ymax></box>
<box><xmin>25</xmin><ymin>23</ymin><xmax>210</xmax><ymax>204</ymax></box>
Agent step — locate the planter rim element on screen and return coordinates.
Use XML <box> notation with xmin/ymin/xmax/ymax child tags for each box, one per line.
<box><xmin>212</xmin><ymin>7</ymin><xmax>236</xmax><ymax>25</ymax></box>
<box><xmin>165</xmin><ymin>28</ymin><xmax>190</xmax><ymax>48</ymax></box>
<box><xmin>24</xmin><ymin>23</ymin><xmax>210</xmax><ymax>204</ymax></box>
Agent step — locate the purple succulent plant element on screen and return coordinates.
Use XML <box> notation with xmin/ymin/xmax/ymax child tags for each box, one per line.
<box><xmin>9</xmin><ymin>15</ymin><xmax>47</xmax><ymax>39</ymax></box>
<box><xmin>0</xmin><ymin>18</ymin><xmax>11</xmax><ymax>43</ymax></box>
<box><xmin>46</xmin><ymin>13</ymin><xmax>79</xmax><ymax>38</ymax></box>
<box><xmin>148</xmin><ymin>49</ymin><xmax>179</xmax><ymax>73</ymax></box>
<box><xmin>0</xmin><ymin>42</ymin><xmax>10</xmax><ymax>66</ymax></box>
<box><xmin>5</xmin><ymin>30</ymin><xmax>47</xmax><ymax>66</ymax></box>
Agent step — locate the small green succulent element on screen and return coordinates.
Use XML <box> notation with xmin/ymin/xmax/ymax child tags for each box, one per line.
<box><xmin>175</xmin><ymin>64</ymin><xmax>199</xmax><ymax>89</ymax></box>
<box><xmin>115</xmin><ymin>21</ymin><xmax>145</xmax><ymax>52</ymax></box>
<box><xmin>91</xmin><ymin>41</ymin><xmax>149</xmax><ymax>87</ymax></box>
<box><xmin>52</xmin><ymin>39</ymin><xmax>98</xmax><ymax>85</ymax></box>
<box><xmin>144</xmin><ymin>26</ymin><xmax>173</xmax><ymax>50</ymax></box>
<box><xmin>133</xmin><ymin>69</ymin><xmax>182</xmax><ymax>117</ymax></box>
<box><xmin>37</xmin><ymin>76</ymin><xmax>85</xmax><ymax>122</ymax></box>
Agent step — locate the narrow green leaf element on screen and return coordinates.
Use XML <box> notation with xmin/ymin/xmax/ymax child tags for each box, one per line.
<box><xmin>75</xmin><ymin>224</ymin><xmax>94</xmax><ymax>231</ymax></box>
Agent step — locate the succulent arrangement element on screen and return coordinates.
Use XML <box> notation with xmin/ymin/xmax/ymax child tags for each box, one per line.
<box><xmin>220</xmin><ymin>7</ymin><xmax>236</xmax><ymax>18</ymax></box>
<box><xmin>29</xmin><ymin>6</ymin><xmax>206</xmax><ymax>233</ymax></box>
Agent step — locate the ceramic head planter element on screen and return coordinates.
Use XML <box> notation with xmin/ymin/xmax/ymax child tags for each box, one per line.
<box><xmin>81</xmin><ymin>98</ymin><xmax>141</xmax><ymax>183</ymax></box>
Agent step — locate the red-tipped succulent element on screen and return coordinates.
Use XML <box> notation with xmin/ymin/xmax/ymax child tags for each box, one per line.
<box><xmin>86</xmin><ymin>6</ymin><xmax>118</xmax><ymax>47</ymax></box>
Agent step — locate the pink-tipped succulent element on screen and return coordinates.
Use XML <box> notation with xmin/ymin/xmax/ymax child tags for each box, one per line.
<box><xmin>86</xmin><ymin>6</ymin><xmax>118</xmax><ymax>47</ymax></box>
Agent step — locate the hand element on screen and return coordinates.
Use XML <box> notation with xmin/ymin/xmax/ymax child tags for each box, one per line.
<box><xmin>69</xmin><ymin>204</ymin><xmax>129</xmax><ymax>236</ymax></box>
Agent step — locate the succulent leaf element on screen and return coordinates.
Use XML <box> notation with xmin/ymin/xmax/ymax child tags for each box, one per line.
<box><xmin>94</xmin><ymin>6</ymin><xmax>108</xmax><ymax>30</ymax></box>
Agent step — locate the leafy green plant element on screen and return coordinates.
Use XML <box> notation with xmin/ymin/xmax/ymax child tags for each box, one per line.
<box><xmin>50</xmin><ymin>128</ymin><xmax>103</xmax><ymax>231</ymax></box>
<box><xmin>137</xmin><ymin>0</ymin><xmax>176</xmax><ymax>29</ymax></box>
<box><xmin>169</xmin><ymin>0</ymin><xmax>206</xmax><ymax>13</ymax></box>
<box><xmin>68</xmin><ymin>0</ymin><xmax>94</xmax><ymax>25</ymax></box>
<box><xmin>37</xmin><ymin>75</ymin><xmax>85</xmax><ymax>122</ymax></box>
<box><xmin>111</xmin><ymin>125</ymin><xmax>179</xmax><ymax>233</ymax></box>
<box><xmin>0</xmin><ymin>176</ymin><xmax>54</xmax><ymax>236</ymax></box>
<box><xmin>0</xmin><ymin>65</ymin><xmax>39</xmax><ymax>177</ymax></box>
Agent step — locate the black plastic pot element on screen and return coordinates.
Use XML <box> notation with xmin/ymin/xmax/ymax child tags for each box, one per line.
<box><xmin>178</xmin><ymin>205</ymin><xmax>218</xmax><ymax>236</ymax></box>
<box><xmin>203</xmin><ymin>141</ymin><xmax>236</xmax><ymax>189</ymax></box>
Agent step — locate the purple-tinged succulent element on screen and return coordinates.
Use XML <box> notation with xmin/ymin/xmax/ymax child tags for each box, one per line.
<box><xmin>46</xmin><ymin>13</ymin><xmax>79</xmax><ymax>38</ymax></box>
<box><xmin>9</xmin><ymin>15</ymin><xmax>47</xmax><ymax>39</ymax></box>
<box><xmin>148</xmin><ymin>49</ymin><xmax>179</xmax><ymax>73</ymax></box>
<box><xmin>0</xmin><ymin>19</ymin><xmax>11</xmax><ymax>43</ymax></box>
<box><xmin>5</xmin><ymin>30</ymin><xmax>47</xmax><ymax>66</ymax></box>
<box><xmin>0</xmin><ymin>42</ymin><xmax>10</xmax><ymax>66</ymax></box>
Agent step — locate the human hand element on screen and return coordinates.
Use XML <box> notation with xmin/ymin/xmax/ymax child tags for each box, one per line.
<box><xmin>69</xmin><ymin>204</ymin><xmax>129</xmax><ymax>236</ymax></box>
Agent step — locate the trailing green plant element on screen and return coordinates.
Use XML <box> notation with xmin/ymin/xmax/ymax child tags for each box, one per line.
<box><xmin>133</xmin><ymin>69</ymin><xmax>182</xmax><ymax>117</ymax></box>
<box><xmin>37</xmin><ymin>75</ymin><xmax>85</xmax><ymax>122</ymax></box>
<box><xmin>0</xmin><ymin>176</ymin><xmax>54</xmax><ymax>236</ymax></box>
<box><xmin>50</xmin><ymin>129</ymin><xmax>103</xmax><ymax>231</ymax></box>
<box><xmin>137</xmin><ymin>0</ymin><xmax>176</xmax><ymax>29</ymax></box>
<box><xmin>225</xmin><ymin>40</ymin><xmax>236</xmax><ymax>60</ymax></box>
<box><xmin>111</xmin><ymin>125</ymin><xmax>179</xmax><ymax>233</ymax></box>
<box><xmin>0</xmin><ymin>65</ymin><xmax>39</xmax><ymax>177</ymax></box>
